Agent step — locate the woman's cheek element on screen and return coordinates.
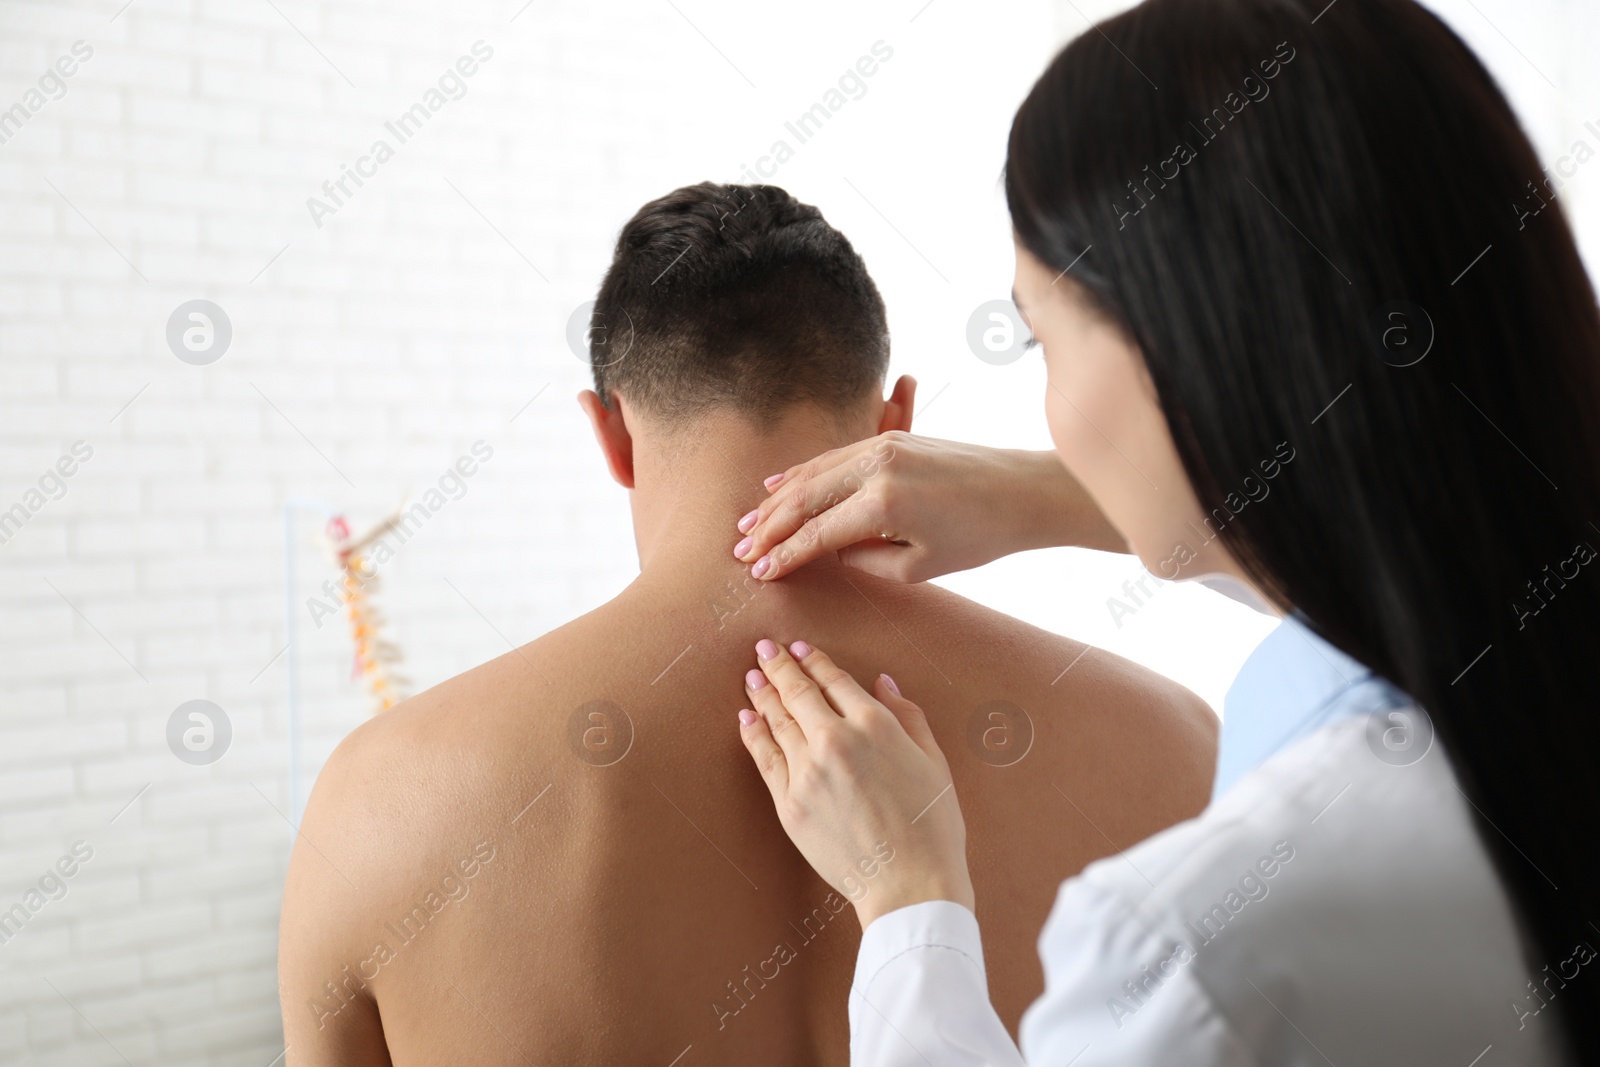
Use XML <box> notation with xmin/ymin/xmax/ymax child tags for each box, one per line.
<box><xmin>1042</xmin><ymin>364</ymin><xmax>1080</xmax><ymax>469</ymax></box>
<box><xmin>1043</xmin><ymin>359</ymin><xmax>1110</xmax><ymax>478</ymax></box>
<box><xmin>1044</xmin><ymin>348</ymin><xmax>1160</xmax><ymax>557</ymax></box>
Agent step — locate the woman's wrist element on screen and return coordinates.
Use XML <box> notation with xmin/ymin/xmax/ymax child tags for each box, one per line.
<box><xmin>853</xmin><ymin>873</ymin><xmax>976</xmax><ymax>931</ymax></box>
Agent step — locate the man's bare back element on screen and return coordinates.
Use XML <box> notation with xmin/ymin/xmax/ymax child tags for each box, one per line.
<box><xmin>281</xmin><ymin>539</ymin><xmax>1216</xmax><ymax>1065</ymax></box>
<box><xmin>280</xmin><ymin>181</ymin><xmax>1216</xmax><ymax>1065</ymax></box>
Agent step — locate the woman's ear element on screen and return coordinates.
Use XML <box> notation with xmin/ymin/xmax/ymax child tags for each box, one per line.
<box><xmin>877</xmin><ymin>375</ymin><xmax>917</xmax><ymax>434</ymax></box>
<box><xmin>577</xmin><ymin>390</ymin><xmax>636</xmax><ymax>488</ymax></box>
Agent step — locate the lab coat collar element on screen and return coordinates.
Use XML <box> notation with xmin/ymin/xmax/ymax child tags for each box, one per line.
<box><xmin>1213</xmin><ymin>613</ymin><xmax>1409</xmax><ymax>800</ymax></box>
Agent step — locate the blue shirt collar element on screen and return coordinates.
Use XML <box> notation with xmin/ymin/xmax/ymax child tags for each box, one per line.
<box><xmin>1213</xmin><ymin>613</ymin><xmax>1409</xmax><ymax>800</ymax></box>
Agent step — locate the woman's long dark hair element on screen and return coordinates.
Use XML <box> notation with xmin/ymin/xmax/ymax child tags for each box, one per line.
<box><xmin>1008</xmin><ymin>0</ymin><xmax>1600</xmax><ymax>1058</ymax></box>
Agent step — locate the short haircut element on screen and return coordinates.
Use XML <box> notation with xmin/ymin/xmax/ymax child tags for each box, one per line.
<box><xmin>589</xmin><ymin>182</ymin><xmax>889</xmax><ymax>424</ymax></box>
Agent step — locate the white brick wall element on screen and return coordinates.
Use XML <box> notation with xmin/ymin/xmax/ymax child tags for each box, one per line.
<box><xmin>1</xmin><ymin>0</ymin><xmax>1592</xmax><ymax>1062</ymax></box>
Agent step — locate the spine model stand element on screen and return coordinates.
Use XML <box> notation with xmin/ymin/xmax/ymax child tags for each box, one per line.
<box><xmin>324</xmin><ymin>512</ymin><xmax>410</xmax><ymax>713</ymax></box>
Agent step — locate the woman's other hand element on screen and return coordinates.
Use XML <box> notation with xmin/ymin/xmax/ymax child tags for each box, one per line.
<box><xmin>732</xmin><ymin>432</ymin><xmax>1125</xmax><ymax>583</ymax></box>
<box><xmin>737</xmin><ymin>638</ymin><xmax>975</xmax><ymax>929</ymax></box>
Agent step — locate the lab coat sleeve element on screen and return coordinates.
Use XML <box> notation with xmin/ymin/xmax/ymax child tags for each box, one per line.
<box><xmin>849</xmin><ymin>883</ymin><xmax>1256</xmax><ymax>1066</ymax></box>
<box><xmin>849</xmin><ymin>900</ymin><xmax>1025</xmax><ymax>1067</ymax></box>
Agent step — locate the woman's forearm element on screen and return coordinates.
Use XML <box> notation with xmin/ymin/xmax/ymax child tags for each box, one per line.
<box><xmin>1004</xmin><ymin>449</ymin><xmax>1129</xmax><ymax>556</ymax></box>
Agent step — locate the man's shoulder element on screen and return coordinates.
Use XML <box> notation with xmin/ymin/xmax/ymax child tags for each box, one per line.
<box><xmin>338</xmin><ymin>620</ymin><xmax>606</xmax><ymax>777</ymax></box>
<box><xmin>300</xmin><ymin>605</ymin><xmax>625</xmax><ymax>860</ymax></box>
<box><xmin>907</xmin><ymin>577</ymin><xmax>1218</xmax><ymax>732</ymax></box>
<box><xmin>278</xmin><ymin>623</ymin><xmax>602</xmax><ymax>1057</ymax></box>
<box><xmin>370</xmin><ymin>592</ymin><xmax>632</xmax><ymax>736</ymax></box>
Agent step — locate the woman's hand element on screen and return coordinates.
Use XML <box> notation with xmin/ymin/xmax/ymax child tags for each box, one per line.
<box><xmin>737</xmin><ymin>638</ymin><xmax>975</xmax><ymax>929</ymax></box>
<box><xmin>732</xmin><ymin>431</ymin><xmax>1126</xmax><ymax>583</ymax></box>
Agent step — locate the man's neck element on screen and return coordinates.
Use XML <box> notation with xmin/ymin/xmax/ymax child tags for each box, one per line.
<box><xmin>627</xmin><ymin>411</ymin><xmax>867</xmax><ymax>584</ymax></box>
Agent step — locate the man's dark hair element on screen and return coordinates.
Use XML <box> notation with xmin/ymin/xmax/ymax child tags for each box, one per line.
<box><xmin>589</xmin><ymin>182</ymin><xmax>889</xmax><ymax>424</ymax></box>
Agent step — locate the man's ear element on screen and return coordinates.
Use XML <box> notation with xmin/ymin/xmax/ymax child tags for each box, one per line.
<box><xmin>577</xmin><ymin>390</ymin><xmax>636</xmax><ymax>488</ymax></box>
<box><xmin>877</xmin><ymin>375</ymin><xmax>917</xmax><ymax>434</ymax></box>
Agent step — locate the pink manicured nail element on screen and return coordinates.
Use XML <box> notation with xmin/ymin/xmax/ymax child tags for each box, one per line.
<box><xmin>751</xmin><ymin>555</ymin><xmax>771</xmax><ymax>579</ymax></box>
<box><xmin>745</xmin><ymin>668</ymin><xmax>768</xmax><ymax>690</ymax></box>
<box><xmin>755</xmin><ymin>639</ymin><xmax>779</xmax><ymax>661</ymax></box>
<box><xmin>790</xmin><ymin>640</ymin><xmax>813</xmax><ymax>659</ymax></box>
<box><xmin>737</xmin><ymin>509</ymin><xmax>760</xmax><ymax>533</ymax></box>
<box><xmin>734</xmin><ymin>536</ymin><xmax>753</xmax><ymax>558</ymax></box>
<box><xmin>738</xmin><ymin>708</ymin><xmax>757</xmax><ymax>726</ymax></box>
<box><xmin>880</xmin><ymin>673</ymin><xmax>901</xmax><ymax>697</ymax></box>
<box><xmin>764</xmin><ymin>473</ymin><xmax>786</xmax><ymax>490</ymax></box>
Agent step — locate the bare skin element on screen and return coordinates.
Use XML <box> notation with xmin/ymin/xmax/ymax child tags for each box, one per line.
<box><xmin>278</xmin><ymin>399</ymin><xmax>1218</xmax><ymax>1067</ymax></box>
<box><xmin>727</xmin><ymin>242</ymin><xmax>1281</xmax><ymax>1044</ymax></box>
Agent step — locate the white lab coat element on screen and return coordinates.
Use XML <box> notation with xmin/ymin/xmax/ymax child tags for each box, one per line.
<box><xmin>849</xmin><ymin>619</ymin><xmax>1573</xmax><ymax>1066</ymax></box>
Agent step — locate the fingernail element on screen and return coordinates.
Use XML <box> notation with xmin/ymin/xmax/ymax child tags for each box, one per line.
<box><xmin>755</xmin><ymin>639</ymin><xmax>779</xmax><ymax>662</ymax></box>
<box><xmin>745</xmin><ymin>668</ymin><xmax>768</xmax><ymax>690</ymax></box>
<box><xmin>790</xmin><ymin>640</ymin><xmax>812</xmax><ymax>659</ymax></box>
<box><xmin>734</xmin><ymin>536</ymin><xmax>753</xmax><ymax>558</ymax></box>
<box><xmin>764</xmin><ymin>473</ymin><xmax>786</xmax><ymax>490</ymax></box>
<box><xmin>880</xmin><ymin>673</ymin><xmax>901</xmax><ymax>697</ymax></box>
<box><xmin>751</xmin><ymin>555</ymin><xmax>771</xmax><ymax>579</ymax></box>
<box><xmin>738</xmin><ymin>509</ymin><xmax>760</xmax><ymax>534</ymax></box>
<box><xmin>738</xmin><ymin>708</ymin><xmax>757</xmax><ymax>726</ymax></box>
